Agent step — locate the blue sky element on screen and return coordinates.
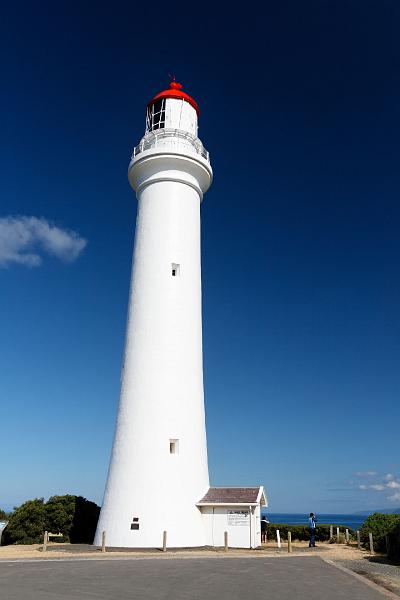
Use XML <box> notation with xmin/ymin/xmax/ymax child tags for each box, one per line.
<box><xmin>1</xmin><ymin>1</ymin><xmax>400</xmax><ymax>514</ymax></box>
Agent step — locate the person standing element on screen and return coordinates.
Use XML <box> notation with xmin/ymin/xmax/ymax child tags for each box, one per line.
<box><xmin>308</xmin><ymin>512</ymin><xmax>317</xmax><ymax>547</ymax></box>
<box><xmin>261</xmin><ymin>515</ymin><xmax>269</xmax><ymax>543</ymax></box>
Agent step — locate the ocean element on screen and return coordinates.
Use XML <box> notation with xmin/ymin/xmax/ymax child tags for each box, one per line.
<box><xmin>264</xmin><ymin>513</ymin><xmax>366</xmax><ymax>531</ymax></box>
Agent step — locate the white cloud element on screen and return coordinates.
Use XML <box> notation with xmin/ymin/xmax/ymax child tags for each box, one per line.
<box><xmin>359</xmin><ymin>484</ymin><xmax>367</xmax><ymax>490</ymax></box>
<box><xmin>370</xmin><ymin>484</ymin><xmax>385</xmax><ymax>491</ymax></box>
<box><xmin>0</xmin><ymin>216</ymin><xmax>87</xmax><ymax>267</ymax></box>
<box><xmin>387</xmin><ymin>492</ymin><xmax>400</xmax><ymax>502</ymax></box>
<box><xmin>386</xmin><ymin>480</ymin><xmax>400</xmax><ymax>489</ymax></box>
<box><xmin>355</xmin><ymin>471</ymin><xmax>377</xmax><ymax>478</ymax></box>
<box><xmin>384</xmin><ymin>473</ymin><xmax>395</xmax><ymax>481</ymax></box>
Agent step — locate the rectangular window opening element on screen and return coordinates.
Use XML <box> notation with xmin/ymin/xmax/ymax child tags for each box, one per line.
<box><xmin>171</xmin><ymin>263</ymin><xmax>180</xmax><ymax>277</ymax></box>
<box><xmin>169</xmin><ymin>439</ymin><xmax>179</xmax><ymax>454</ymax></box>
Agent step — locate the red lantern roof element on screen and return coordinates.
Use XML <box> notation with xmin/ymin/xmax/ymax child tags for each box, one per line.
<box><xmin>148</xmin><ymin>81</ymin><xmax>200</xmax><ymax>115</ymax></box>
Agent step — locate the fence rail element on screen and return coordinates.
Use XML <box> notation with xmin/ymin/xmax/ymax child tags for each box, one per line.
<box><xmin>132</xmin><ymin>129</ymin><xmax>210</xmax><ymax>161</ymax></box>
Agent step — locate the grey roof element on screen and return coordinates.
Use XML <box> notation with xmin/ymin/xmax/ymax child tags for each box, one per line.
<box><xmin>197</xmin><ymin>487</ymin><xmax>263</xmax><ymax>505</ymax></box>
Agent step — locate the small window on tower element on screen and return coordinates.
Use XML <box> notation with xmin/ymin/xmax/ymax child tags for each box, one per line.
<box><xmin>171</xmin><ymin>263</ymin><xmax>180</xmax><ymax>277</ymax></box>
<box><xmin>169</xmin><ymin>439</ymin><xmax>179</xmax><ymax>454</ymax></box>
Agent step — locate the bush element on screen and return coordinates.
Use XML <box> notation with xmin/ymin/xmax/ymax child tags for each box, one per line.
<box><xmin>0</xmin><ymin>509</ymin><xmax>10</xmax><ymax>521</ymax></box>
<box><xmin>2</xmin><ymin>499</ymin><xmax>46</xmax><ymax>544</ymax></box>
<box><xmin>387</xmin><ymin>524</ymin><xmax>400</xmax><ymax>563</ymax></box>
<box><xmin>266</xmin><ymin>523</ymin><xmax>354</xmax><ymax>542</ymax></box>
<box><xmin>328</xmin><ymin>533</ymin><xmax>348</xmax><ymax>544</ymax></box>
<box><xmin>360</xmin><ymin>513</ymin><xmax>400</xmax><ymax>553</ymax></box>
<box><xmin>45</xmin><ymin>495</ymin><xmax>76</xmax><ymax>540</ymax></box>
<box><xmin>69</xmin><ymin>496</ymin><xmax>100</xmax><ymax>544</ymax></box>
<box><xmin>2</xmin><ymin>495</ymin><xmax>100</xmax><ymax>545</ymax></box>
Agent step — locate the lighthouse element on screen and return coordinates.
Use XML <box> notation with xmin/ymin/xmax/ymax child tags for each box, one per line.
<box><xmin>94</xmin><ymin>81</ymin><xmax>213</xmax><ymax>548</ymax></box>
<box><xmin>94</xmin><ymin>81</ymin><xmax>267</xmax><ymax>549</ymax></box>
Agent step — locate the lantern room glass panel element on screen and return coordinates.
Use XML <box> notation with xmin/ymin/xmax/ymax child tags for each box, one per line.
<box><xmin>146</xmin><ymin>99</ymin><xmax>166</xmax><ymax>132</ymax></box>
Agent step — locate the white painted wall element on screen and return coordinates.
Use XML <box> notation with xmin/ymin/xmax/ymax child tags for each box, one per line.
<box><xmin>253</xmin><ymin>505</ymin><xmax>261</xmax><ymax>548</ymax></box>
<box><xmin>165</xmin><ymin>98</ymin><xmax>197</xmax><ymax>136</ymax></box>
<box><xmin>200</xmin><ymin>506</ymin><xmax>262</xmax><ymax>549</ymax></box>
<box><xmin>94</xmin><ymin>106</ymin><xmax>212</xmax><ymax>548</ymax></box>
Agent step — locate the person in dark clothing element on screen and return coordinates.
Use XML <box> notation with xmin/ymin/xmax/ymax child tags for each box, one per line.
<box><xmin>261</xmin><ymin>515</ymin><xmax>269</xmax><ymax>542</ymax></box>
<box><xmin>308</xmin><ymin>512</ymin><xmax>317</xmax><ymax>547</ymax></box>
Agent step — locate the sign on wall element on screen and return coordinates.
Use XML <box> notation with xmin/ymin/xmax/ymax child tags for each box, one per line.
<box><xmin>227</xmin><ymin>510</ymin><xmax>250</xmax><ymax>526</ymax></box>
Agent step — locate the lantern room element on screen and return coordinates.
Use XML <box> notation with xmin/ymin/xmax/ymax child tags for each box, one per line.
<box><xmin>146</xmin><ymin>81</ymin><xmax>199</xmax><ymax>137</ymax></box>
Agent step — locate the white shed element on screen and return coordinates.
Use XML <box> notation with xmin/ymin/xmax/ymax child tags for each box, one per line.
<box><xmin>197</xmin><ymin>487</ymin><xmax>267</xmax><ymax>549</ymax></box>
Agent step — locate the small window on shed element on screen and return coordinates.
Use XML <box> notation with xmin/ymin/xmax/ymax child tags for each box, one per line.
<box><xmin>169</xmin><ymin>439</ymin><xmax>179</xmax><ymax>454</ymax></box>
<box><xmin>171</xmin><ymin>263</ymin><xmax>180</xmax><ymax>277</ymax></box>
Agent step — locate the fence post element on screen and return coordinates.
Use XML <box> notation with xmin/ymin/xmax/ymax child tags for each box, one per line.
<box><xmin>43</xmin><ymin>531</ymin><xmax>48</xmax><ymax>552</ymax></box>
<box><xmin>329</xmin><ymin>525</ymin><xmax>333</xmax><ymax>540</ymax></box>
<box><xmin>336</xmin><ymin>527</ymin><xmax>340</xmax><ymax>543</ymax></box>
<box><xmin>288</xmin><ymin>531</ymin><xmax>292</xmax><ymax>553</ymax></box>
<box><xmin>224</xmin><ymin>531</ymin><xmax>228</xmax><ymax>552</ymax></box>
<box><xmin>276</xmin><ymin>529</ymin><xmax>281</xmax><ymax>549</ymax></box>
<box><xmin>369</xmin><ymin>532</ymin><xmax>374</xmax><ymax>555</ymax></box>
<box><xmin>356</xmin><ymin>530</ymin><xmax>361</xmax><ymax>549</ymax></box>
<box><xmin>345</xmin><ymin>529</ymin><xmax>349</xmax><ymax>545</ymax></box>
<box><xmin>101</xmin><ymin>530</ymin><xmax>106</xmax><ymax>553</ymax></box>
<box><xmin>163</xmin><ymin>530</ymin><xmax>167</xmax><ymax>552</ymax></box>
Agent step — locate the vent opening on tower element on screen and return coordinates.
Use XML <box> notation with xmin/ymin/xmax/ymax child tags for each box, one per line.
<box><xmin>171</xmin><ymin>263</ymin><xmax>180</xmax><ymax>277</ymax></box>
<box><xmin>130</xmin><ymin>517</ymin><xmax>139</xmax><ymax>530</ymax></box>
<box><xmin>169</xmin><ymin>439</ymin><xmax>179</xmax><ymax>454</ymax></box>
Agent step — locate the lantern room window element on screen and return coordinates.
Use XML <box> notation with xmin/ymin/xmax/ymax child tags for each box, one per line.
<box><xmin>147</xmin><ymin>99</ymin><xmax>166</xmax><ymax>132</ymax></box>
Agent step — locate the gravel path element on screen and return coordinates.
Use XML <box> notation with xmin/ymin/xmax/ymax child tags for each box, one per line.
<box><xmin>337</xmin><ymin>557</ymin><xmax>400</xmax><ymax>578</ymax></box>
<box><xmin>335</xmin><ymin>557</ymin><xmax>400</xmax><ymax>597</ymax></box>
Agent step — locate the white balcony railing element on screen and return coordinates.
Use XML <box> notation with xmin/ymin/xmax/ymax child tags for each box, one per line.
<box><xmin>132</xmin><ymin>129</ymin><xmax>210</xmax><ymax>162</ymax></box>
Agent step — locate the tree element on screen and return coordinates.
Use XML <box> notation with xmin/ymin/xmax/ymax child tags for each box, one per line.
<box><xmin>2</xmin><ymin>499</ymin><xmax>46</xmax><ymax>544</ymax></box>
<box><xmin>2</xmin><ymin>495</ymin><xmax>100</xmax><ymax>545</ymax></box>
<box><xmin>0</xmin><ymin>509</ymin><xmax>10</xmax><ymax>520</ymax></box>
<box><xmin>69</xmin><ymin>496</ymin><xmax>100</xmax><ymax>543</ymax></box>
<box><xmin>45</xmin><ymin>495</ymin><xmax>75</xmax><ymax>539</ymax></box>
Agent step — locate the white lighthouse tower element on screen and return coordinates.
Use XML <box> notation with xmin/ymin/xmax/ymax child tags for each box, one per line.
<box><xmin>94</xmin><ymin>81</ymin><xmax>213</xmax><ymax>547</ymax></box>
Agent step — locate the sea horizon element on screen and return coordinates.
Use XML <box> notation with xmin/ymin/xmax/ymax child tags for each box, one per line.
<box><xmin>263</xmin><ymin>512</ymin><xmax>367</xmax><ymax>531</ymax></box>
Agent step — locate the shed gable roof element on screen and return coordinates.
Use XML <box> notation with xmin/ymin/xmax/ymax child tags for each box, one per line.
<box><xmin>197</xmin><ymin>487</ymin><xmax>266</xmax><ymax>505</ymax></box>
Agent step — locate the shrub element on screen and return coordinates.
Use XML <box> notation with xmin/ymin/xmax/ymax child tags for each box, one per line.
<box><xmin>387</xmin><ymin>524</ymin><xmax>400</xmax><ymax>563</ymax></box>
<box><xmin>2</xmin><ymin>495</ymin><xmax>100</xmax><ymax>545</ymax></box>
<box><xmin>328</xmin><ymin>533</ymin><xmax>348</xmax><ymax>544</ymax></box>
<box><xmin>2</xmin><ymin>499</ymin><xmax>46</xmax><ymax>544</ymax></box>
<box><xmin>360</xmin><ymin>513</ymin><xmax>400</xmax><ymax>553</ymax></box>
<box><xmin>69</xmin><ymin>496</ymin><xmax>100</xmax><ymax>544</ymax></box>
<box><xmin>266</xmin><ymin>523</ymin><xmax>354</xmax><ymax>542</ymax></box>
<box><xmin>45</xmin><ymin>495</ymin><xmax>76</xmax><ymax>540</ymax></box>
